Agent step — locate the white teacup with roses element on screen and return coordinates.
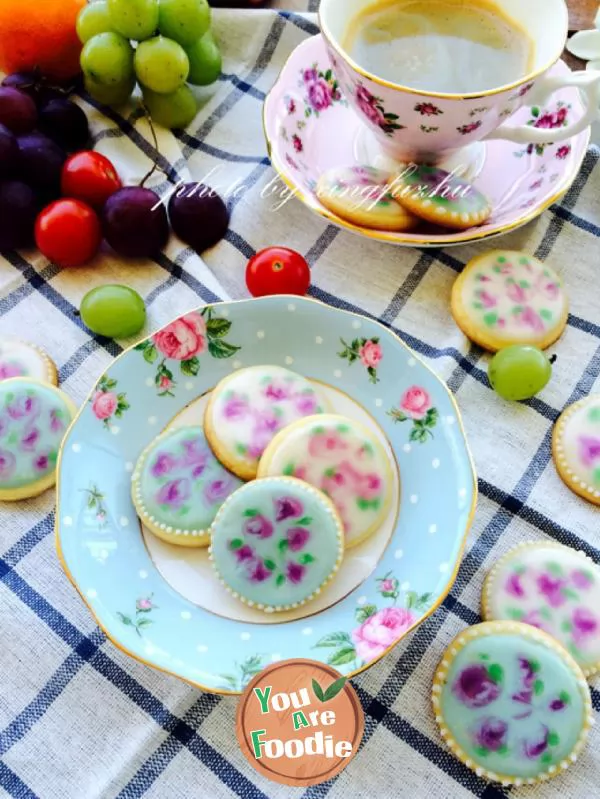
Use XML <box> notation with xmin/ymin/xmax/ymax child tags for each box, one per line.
<box><xmin>319</xmin><ymin>0</ymin><xmax>600</xmax><ymax>163</ymax></box>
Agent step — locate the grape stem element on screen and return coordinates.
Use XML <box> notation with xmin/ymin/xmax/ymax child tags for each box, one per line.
<box><xmin>549</xmin><ymin>354</ymin><xmax>558</xmax><ymax>365</ymax></box>
<box><xmin>140</xmin><ymin>109</ymin><xmax>162</xmax><ymax>188</ymax></box>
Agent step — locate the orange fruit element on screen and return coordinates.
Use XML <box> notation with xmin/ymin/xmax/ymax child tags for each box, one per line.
<box><xmin>0</xmin><ymin>0</ymin><xmax>86</xmax><ymax>81</ymax></box>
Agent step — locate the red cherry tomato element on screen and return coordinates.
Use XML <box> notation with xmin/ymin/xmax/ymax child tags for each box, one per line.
<box><xmin>61</xmin><ymin>151</ymin><xmax>122</xmax><ymax>209</ymax></box>
<box><xmin>35</xmin><ymin>199</ymin><xmax>102</xmax><ymax>268</ymax></box>
<box><xmin>246</xmin><ymin>247</ymin><xmax>310</xmax><ymax>297</ymax></box>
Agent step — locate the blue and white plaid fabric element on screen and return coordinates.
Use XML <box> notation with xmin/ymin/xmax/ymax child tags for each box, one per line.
<box><xmin>1</xmin><ymin>4</ymin><xmax>599</xmax><ymax>797</ymax></box>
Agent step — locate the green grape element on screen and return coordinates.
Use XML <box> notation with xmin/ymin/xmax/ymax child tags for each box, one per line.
<box><xmin>77</xmin><ymin>1</ymin><xmax>113</xmax><ymax>44</ymax></box>
<box><xmin>158</xmin><ymin>0</ymin><xmax>211</xmax><ymax>47</ymax></box>
<box><xmin>488</xmin><ymin>345</ymin><xmax>553</xmax><ymax>401</ymax></box>
<box><xmin>85</xmin><ymin>74</ymin><xmax>136</xmax><ymax>107</ymax></box>
<box><xmin>135</xmin><ymin>36</ymin><xmax>190</xmax><ymax>94</ymax></box>
<box><xmin>186</xmin><ymin>31</ymin><xmax>222</xmax><ymax>86</ymax></box>
<box><xmin>143</xmin><ymin>85</ymin><xmax>197</xmax><ymax>129</ymax></box>
<box><xmin>81</xmin><ymin>33</ymin><xmax>135</xmax><ymax>86</ymax></box>
<box><xmin>80</xmin><ymin>285</ymin><xmax>146</xmax><ymax>339</ymax></box>
<box><xmin>107</xmin><ymin>0</ymin><xmax>159</xmax><ymax>41</ymax></box>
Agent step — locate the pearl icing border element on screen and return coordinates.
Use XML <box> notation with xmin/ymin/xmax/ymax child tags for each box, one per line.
<box><xmin>431</xmin><ymin>620</ymin><xmax>595</xmax><ymax>786</ymax></box>
<box><xmin>208</xmin><ymin>476</ymin><xmax>345</xmax><ymax>614</ymax></box>
<box><xmin>552</xmin><ymin>397</ymin><xmax>600</xmax><ymax>506</ymax></box>
<box><xmin>481</xmin><ymin>540</ymin><xmax>600</xmax><ymax>678</ymax></box>
<box><xmin>131</xmin><ymin>426</ymin><xmax>212</xmax><ymax>540</ymax></box>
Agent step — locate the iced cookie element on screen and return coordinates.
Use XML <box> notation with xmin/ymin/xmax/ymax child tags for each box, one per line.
<box><xmin>483</xmin><ymin>542</ymin><xmax>600</xmax><ymax>678</ymax></box>
<box><xmin>131</xmin><ymin>426</ymin><xmax>243</xmax><ymax>547</ymax></box>
<box><xmin>393</xmin><ymin>165</ymin><xmax>492</xmax><ymax>229</ymax></box>
<box><xmin>553</xmin><ymin>395</ymin><xmax>600</xmax><ymax>506</ymax></box>
<box><xmin>0</xmin><ymin>378</ymin><xmax>76</xmax><ymax>501</ymax></box>
<box><xmin>433</xmin><ymin>621</ymin><xmax>593</xmax><ymax>786</ymax></box>
<box><xmin>316</xmin><ymin>165</ymin><xmax>419</xmax><ymax>231</ymax></box>
<box><xmin>0</xmin><ymin>340</ymin><xmax>57</xmax><ymax>385</ymax></box>
<box><xmin>451</xmin><ymin>251</ymin><xmax>568</xmax><ymax>352</ymax></box>
<box><xmin>209</xmin><ymin>477</ymin><xmax>344</xmax><ymax>612</ymax></box>
<box><xmin>258</xmin><ymin>414</ymin><xmax>394</xmax><ymax>549</ymax></box>
<box><xmin>204</xmin><ymin>366</ymin><xmax>328</xmax><ymax>481</ymax></box>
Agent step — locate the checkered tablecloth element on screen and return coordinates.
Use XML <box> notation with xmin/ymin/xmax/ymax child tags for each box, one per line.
<box><xmin>1</xmin><ymin>3</ymin><xmax>600</xmax><ymax>798</ymax></box>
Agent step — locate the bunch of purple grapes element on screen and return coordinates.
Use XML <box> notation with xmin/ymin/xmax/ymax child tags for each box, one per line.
<box><xmin>0</xmin><ymin>73</ymin><xmax>90</xmax><ymax>251</ymax></box>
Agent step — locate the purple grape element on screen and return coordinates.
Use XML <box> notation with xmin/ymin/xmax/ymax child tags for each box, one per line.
<box><xmin>1</xmin><ymin>73</ymin><xmax>39</xmax><ymax>102</ymax></box>
<box><xmin>0</xmin><ymin>181</ymin><xmax>37</xmax><ymax>251</ymax></box>
<box><xmin>17</xmin><ymin>133</ymin><xmax>66</xmax><ymax>192</ymax></box>
<box><xmin>168</xmin><ymin>183</ymin><xmax>229</xmax><ymax>253</ymax></box>
<box><xmin>0</xmin><ymin>87</ymin><xmax>37</xmax><ymax>135</ymax></box>
<box><xmin>0</xmin><ymin>124</ymin><xmax>19</xmax><ymax>178</ymax></box>
<box><xmin>38</xmin><ymin>99</ymin><xmax>90</xmax><ymax>152</ymax></box>
<box><xmin>103</xmin><ymin>187</ymin><xmax>170</xmax><ymax>258</ymax></box>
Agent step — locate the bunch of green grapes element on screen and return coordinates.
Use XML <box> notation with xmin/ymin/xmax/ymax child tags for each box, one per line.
<box><xmin>77</xmin><ymin>0</ymin><xmax>222</xmax><ymax>129</ymax></box>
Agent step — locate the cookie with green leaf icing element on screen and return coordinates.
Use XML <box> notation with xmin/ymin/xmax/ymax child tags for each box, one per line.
<box><xmin>316</xmin><ymin>165</ymin><xmax>419</xmax><ymax>231</ymax></box>
<box><xmin>483</xmin><ymin>542</ymin><xmax>600</xmax><ymax>677</ymax></box>
<box><xmin>553</xmin><ymin>395</ymin><xmax>600</xmax><ymax>506</ymax></box>
<box><xmin>0</xmin><ymin>378</ymin><xmax>76</xmax><ymax>501</ymax></box>
<box><xmin>209</xmin><ymin>477</ymin><xmax>344</xmax><ymax>612</ymax></box>
<box><xmin>433</xmin><ymin>621</ymin><xmax>593</xmax><ymax>786</ymax></box>
<box><xmin>451</xmin><ymin>250</ymin><xmax>568</xmax><ymax>352</ymax></box>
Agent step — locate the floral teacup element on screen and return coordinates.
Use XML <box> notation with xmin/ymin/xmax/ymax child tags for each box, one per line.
<box><xmin>319</xmin><ymin>0</ymin><xmax>600</xmax><ymax>163</ymax></box>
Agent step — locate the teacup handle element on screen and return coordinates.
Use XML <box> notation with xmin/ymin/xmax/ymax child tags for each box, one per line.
<box><xmin>485</xmin><ymin>70</ymin><xmax>600</xmax><ymax>144</ymax></box>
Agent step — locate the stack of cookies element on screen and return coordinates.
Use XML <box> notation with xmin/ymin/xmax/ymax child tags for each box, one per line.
<box><xmin>131</xmin><ymin>364</ymin><xmax>393</xmax><ymax>613</ymax></box>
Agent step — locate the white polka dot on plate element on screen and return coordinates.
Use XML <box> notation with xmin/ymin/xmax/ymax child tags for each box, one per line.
<box><xmin>356</xmin><ymin>596</ymin><xmax>367</xmax><ymax>606</ymax></box>
<box><xmin>197</xmin><ymin>644</ymin><xmax>208</xmax><ymax>653</ymax></box>
<box><xmin>139</xmin><ymin>570</ymin><xmax>148</xmax><ymax>579</ymax></box>
<box><xmin>446</xmin><ymin>416</ymin><xmax>456</xmax><ymax>425</ymax></box>
<box><xmin>429</xmin><ymin>524</ymin><xmax>437</xmax><ymax>534</ymax></box>
<box><xmin>403</xmin><ymin>444</ymin><xmax>411</xmax><ymax>453</ymax></box>
<box><xmin>302</xmin><ymin>627</ymin><xmax>313</xmax><ymax>636</ymax></box>
<box><xmin>352</xmin><ymin>320</ymin><xmax>362</xmax><ymax>329</ymax></box>
<box><xmin>334</xmin><ymin>369</ymin><xmax>342</xmax><ymax>378</ymax></box>
<box><xmin>410</xmin><ymin>494</ymin><xmax>418</xmax><ymax>504</ymax></box>
<box><xmin>240</xmin><ymin>632</ymin><xmax>251</xmax><ymax>641</ymax></box>
<box><xmin>185</xmin><ymin>382</ymin><xmax>194</xmax><ymax>391</ymax></box>
<box><xmin>284</xmin><ymin>356</ymin><xmax>294</xmax><ymax>365</ymax></box>
<box><xmin>432</xmin><ymin>459</ymin><xmax>440</xmax><ymax>469</ymax></box>
<box><xmin>288</xmin><ymin>303</ymin><xmax>296</xmax><ymax>312</ymax></box>
<box><xmin>145</xmin><ymin>377</ymin><xmax>154</xmax><ymax>387</ymax></box>
<box><xmin>181</xmin><ymin>611</ymin><xmax>192</xmax><ymax>620</ymax></box>
<box><xmin>145</xmin><ymin>645</ymin><xmax>156</xmax><ymax>655</ymax></box>
<box><xmin>315</xmin><ymin>336</ymin><xmax>323</xmax><ymax>344</ymax></box>
<box><xmin>110</xmin><ymin>426</ymin><xmax>120</xmax><ymax>436</ymax></box>
<box><xmin>71</xmin><ymin>443</ymin><xmax>81</xmax><ymax>453</ymax></box>
<box><xmin>394</xmin><ymin>549</ymin><xmax>404</xmax><ymax>560</ymax></box>
<box><xmin>257</xmin><ymin>330</ymin><xmax>265</xmax><ymax>339</ymax></box>
<box><xmin>407</xmin><ymin>358</ymin><xmax>416</xmax><ymax>367</ymax></box>
<box><xmin>459</xmin><ymin>487</ymin><xmax>468</xmax><ymax>499</ymax></box>
<box><xmin>120</xmin><ymin>517</ymin><xmax>129</xmax><ymax>528</ymax></box>
<box><xmin>125</xmin><ymin>462</ymin><xmax>134</xmax><ymax>472</ymax></box>
<box><xmin>148</xmin><ymin>416</ymin><xmax>158</xmax><ymax>426</ymax></box>
<box><xmin>233</xmin><ymin>360</ymin><xmax>243</xmax><ymax>370</ymax></box>
<box><xmin>63</xmin><ymin>516</ymin><xmax>73</xmax><ymax>527</ymax></box>
<box><xmin>86</xmin><ymin>589</ymin><xmax>97</xmax><ymax>599</ymax></box>
<box><xmin>439</xmin><ymin>563</ymin><xmax>450</xmax><ymax>574</ymax></box>
<box><xmin>401</xmin><ymin>582</ymin><xmax>410</xmax><ymax>591</ymax></box>
<box><xmin>375</xmin><ymin>399</ymin><xmax>383</xmax><ymax>408</ymax></box>
<box><xmin>221</xmin><ymin>308</ymin><xmax>230</xmax><ymax>318</ymax></box>
<box><xmin>271</xmin><ymin>653</ymin><xmax>282</xmax><ymax>662</ymax></box>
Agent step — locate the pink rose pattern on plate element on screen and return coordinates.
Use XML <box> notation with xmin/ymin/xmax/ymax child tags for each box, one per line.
<box><xmin>0</xmin><ymin>384</ymin><xmax>70</xmax><ymax>490</ymax></box>
<box><xmin>488</xmin><ymin>548</ymin><xmax>600</xmax><ymax>671</ymax></box>
<box><xmin>338</xmin><ymin>336</ymin><xmax>383</xmax><ymax>383</ymax></box>
<box><xmin>117</xmin><ymin>594</ymin><xmax>158</xmax><ymax>637</ymax></box>
<box><xmin>91</xmin><ymin>375</ymin><xmax>129</xmax><ymax>430</ymax></box>
<box><xmin>388</xmin><ymin>386</ymin><xmax>439</xmax><ymax>444</ymax></box>
<box><xmin>514</xmin><ymin>103</ymin><xmax>570</xmax><ymax>158</ymax></box>
<box><xmin>135</xmin><ymin>307</ymin><xmax>240</xmax><ymax>398</ymax></box>
<box><xmin>460</xmin><ymin>252</ymin><xmax>565</xmax><ymax>338</ymax></box>
<box><xmin>299</xmin><ymin>63</ymin><xmax>345</xmax><ymax>118</ymax></box>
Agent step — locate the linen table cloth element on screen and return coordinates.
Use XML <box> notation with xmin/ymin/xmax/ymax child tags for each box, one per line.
<box><xmin>1</xmin><ymin>3</ymin><xmax>600</xmax><ymax>798</ymax></box>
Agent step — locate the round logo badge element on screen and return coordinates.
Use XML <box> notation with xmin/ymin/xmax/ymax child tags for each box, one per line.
<box><xmin>236</xmin><ymin>658</ymin><xmax>364</xmax><ymax>787</ymax></box>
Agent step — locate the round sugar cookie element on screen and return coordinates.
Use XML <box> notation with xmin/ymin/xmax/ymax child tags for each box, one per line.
<box><xmin>0</xmin><ymin>340</ymin><xmax>57</xmax><ymax>385</ymax></box>
<box><xmin>204</xmin><ymin>365</ymin><xmax>328</xmax><ymax>481</ymax></box>
<box><xmin>316</xmin><ymin>165</ymin><xmax>419</xmax><ymax>231</ymax></box>
<box><xmin>258</xmin><ymin>414</ymin><xmax>394</xmax><ymax>549</ymax></box>
<box><xmin>0</xmin><ymin>378</ymin><xmax>76</xmax><ymax>501</ymax></box>
<box><xmin>483</xmin><ymin>542</ymin><xmax>600</xmax><ymax>678</ymax></box>
<box><xmin>131</xmin><ymin>426</ymin><xmax>244</xmax><ymax>547</ymax></box>
<box><xmin>209</xmin><ymin>477</ymin><xmax>344</xmax><ymax>612</ymax></box>
<box><xmin>393</xmin><ymin>165</ymin><xmax>492</xmax><ymax>229</ymax></box>
<box><xmin>451</xmin><ymin>251</ymin><xmax>568</xmax><ymax>351</ymax></box>
<box><xmin>553</xmin><ymin>395</ymin><xmax>600</xmax><ymax>506</ymax></box>
<box><xmin>433</xmin><ymin>621</ymin><xmax>593</xmax><ymax>786</ymax></box>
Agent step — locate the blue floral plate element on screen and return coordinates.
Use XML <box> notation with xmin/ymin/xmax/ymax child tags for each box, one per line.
<box><xmin>56</xmin><ymin>296</ymin><xmax>477</xmax><ymax>694</ymax></box>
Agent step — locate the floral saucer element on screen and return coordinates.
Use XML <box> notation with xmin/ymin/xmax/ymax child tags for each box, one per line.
<box><xmin>56</xmin><ymin>297</ymin><xmax>476</xmax><ymax>694</ymax></box>
<box><xmin>263</xmin><ymin>35</ymin><xmax>590</xmax><ymax>247</ymax></box>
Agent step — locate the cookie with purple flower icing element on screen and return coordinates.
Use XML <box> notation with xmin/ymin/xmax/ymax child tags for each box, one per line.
<box><xmin>0</xmin><ymin>339</ymin><xmax>57</xmax><ymax>385</ymax></box>
<box><xmin>483</xmin><ymin>542</ymin><xmax>600</xmax><ymax>678</ymax></box>
<box><xmin>131</xmin><ymin>426</ymin><xmax>243</xmax><ymax>547</ymax></box>
<box><xmin>209</xmin><ymin>477</ymin><xmax>344</xmax><ymax>612</ymax></box>
<box><xmin>204</xmin><ymin>365</ymin><xmax>328</xmax><ymax>481</ymax></box>
<box><xmin>552</xmin><ymin>395</ymin><xmax>600</xmax><ymax>506</ymax></box>
<box><xmin>393</xmin><ymin>165</ymin><xmax>492</xmax><ymax>230</ymax></box>
<box><xmin>433</xmin><ymin>621</ymin><xmax>593</xmax><ymax>786</ymax></box>
<box><xmin>0</xmin><ymin>378</ymin><xmax>76</xmax><ymax>501</ymax></box>
<box><xmin>316</xmin><ymin>165</ymin><xmax>419</xmax><ymax>231</ymax></box>
<box><xmin>451</xmin><ymin>250</ymin><xmax>568</xmax><ymax>352</ymax></box>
